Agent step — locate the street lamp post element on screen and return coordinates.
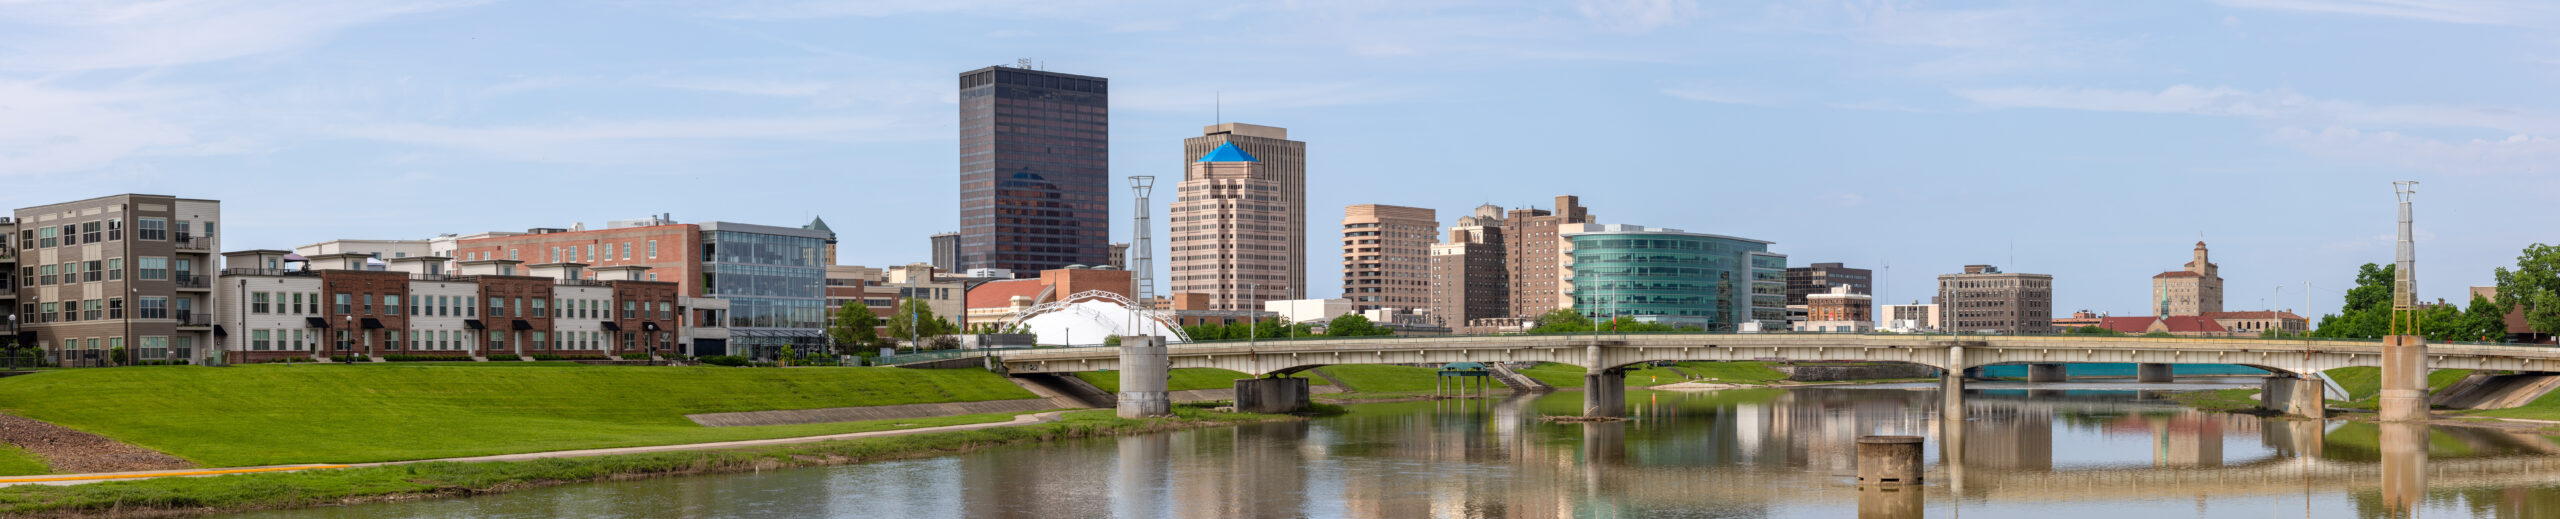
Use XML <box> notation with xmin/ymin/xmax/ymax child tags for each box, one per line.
<box><xmin>1249</xmin><ymin>283</ymin><xmax>1261</xmax><ymax>350</ymax></box>
<box><xmin>342</xmin><ymin>315</ymin><xmax>352</xmax><ymax>362</ymax></box>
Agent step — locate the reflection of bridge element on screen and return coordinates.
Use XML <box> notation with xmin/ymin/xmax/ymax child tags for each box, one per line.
<box><xmin>998</xmin><ymin>333</ymin><xmax>2540</xmax><ymax>417</ymax></box>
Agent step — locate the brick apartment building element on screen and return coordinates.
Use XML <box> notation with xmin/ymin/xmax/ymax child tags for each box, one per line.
<box><xmin>1505</xmin><ymin>195</ymin><xmax>1595</xmax><ymax>318</ymax></box>
<box><xmin>218</xmin><ymin>251</ymin><xmax>686</xmax><ymax>363</ymax></box>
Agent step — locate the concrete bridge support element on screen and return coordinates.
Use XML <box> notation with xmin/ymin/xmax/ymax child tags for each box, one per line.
<box><xmin>1233</xmin><ymin>376</ymin><xmax>1311</xmax><ymax>414</ymax></box>
<box><xmin>2381</xmin><ymin>335</ymin><xmax>2430</xmax><ymax>422</ymax></box>
<box><xmin>1117</xmin><ymin>336</ymin><xmax>1171</xmax><ymax>418</ymax></box>
<box><xmin>2136</xmin><ymin>363</ymin><xmax>2174</xmax><ymax>383</ymax></box>
<box><xmin>2259</xmin><ymin>374</ymin><xmax>2326</xmax><ymax>418</ymax></box>
<box><xmin>2027</xmin><ymin>364</ymin><xmax>2068</xmax><ymax>383</ymax></box>
<box><xmin>1584</xmin><ymin>368</ymin><xmax>1626</xmax><ymax>417</ymax></box>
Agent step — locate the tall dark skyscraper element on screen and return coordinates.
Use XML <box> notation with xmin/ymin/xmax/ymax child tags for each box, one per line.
<box><xmin>956</xmin><ymin>65</ymin><xmax>1111</xmax><ymax>275</ymax></box>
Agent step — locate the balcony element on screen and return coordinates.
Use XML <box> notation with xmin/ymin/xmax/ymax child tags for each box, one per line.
<box><xmin>173</xmin><ymin>274</ymin><xmax>212</xmax><ymax>290</ymax></box>
<box><xmin>175</xmin><ymin>312</ymin><xmax>212</xmax><ymax>327</ymax></box>
<box><xmin>222</xmin><ymin>268</ymin><xmax>320</xmax><ymax>277</ymax></box>
<box><xmin>173</xmin><ymin>235</ymin><xmax>211</xmax><ymax>251</ymax></box>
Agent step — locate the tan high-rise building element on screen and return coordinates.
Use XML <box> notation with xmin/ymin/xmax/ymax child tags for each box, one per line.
<box><xmin>2151</xmin><ymin>241</ymin><xmax>2224</xmax><ymax>316</ymax></box>
<box><xmin>1430</xmin><ymin>205</ymin><xmax>1508</xmax><ymax>328</ymax></box>
<box><xmin>1937</xmin><ymin>264</ymin><xmax>2054</xmax><ymax>334</ymax></box>
<box><xmin>1169</xmin><ymin>143</ymin><xmax>1291</xmax><ymax>311</ymax></box>
<box><xmin>1505</xmin><ymin>195</ymin><xmax>1595</xmax><ymax>318</ymax></box>
<box><xmin>1341</xmin><ymin>205</ymin><xmax>1436</xmax><ymax>313</ymax></box>
<box><xmin>1184</xmin><ymin>123</ymin><xmax>1305</xmax><ymax>299</ymax></box>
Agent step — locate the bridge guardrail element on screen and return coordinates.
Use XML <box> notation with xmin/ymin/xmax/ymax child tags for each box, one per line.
<box><xmin>990</xmin><ymin>331</ymin><xmax>2557</xmax><ymax>358</ymax></box>
<box><xmin>875</xmin><ymin>349</ymin><xmax>985</xmax><ymax>366</ymax></box>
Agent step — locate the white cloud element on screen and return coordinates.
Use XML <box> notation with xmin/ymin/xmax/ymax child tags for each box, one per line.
<box><xmin>335</xmin><ymin>116</ymin><xmax>934</xmax><ymax>164</ymax></box>
<box><xmin>1955</xmin><ymin>85</ymin><xmax>2560</xmax><ymax>135</ymax></box>
<box><xmin>0</xmin><ymin>81</ymin><xmax>198</xmax><ymax>175</ymax></box>
<box><xmin>2212</xmin><ymin>0</ymin><xmax>2560</xmax><ymax>26</ymax></box>
<box><xmin>1114</xmin><ymin>81</ymin><xmax>1424</xmax><ymax>113</ymax></box>
<box><xmin>0</xmin><ymin>0</ymin><xmax>488</xmax><ymax>71</ymax></box>
<box><xmin>2269</xmin><ymin>126</ymin><xmax>2560</xmax><ymax>175</ymax></box>
<box><xmin>1577</xmin><ymin>0</ymin><xmax>1701</xmax><ymax>33</ymax></box>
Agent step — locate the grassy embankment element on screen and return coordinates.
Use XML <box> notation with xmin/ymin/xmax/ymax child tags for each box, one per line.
<box><xmin>2172</xmin><ymin>367</ymin><xmax>2474</xmax><ymax>415</ymax></box>
<box><xmin>0</xmin><ymin>408</ymin><xmax>1292</xmax><ymax>518</ymax></box>
<box><xmin>0</xmin><ymin>363</ymin><xmax>1045</xmax><ymax>468</ymax></box>
<box><xmin>0</xmin><ymin>445</ymin><xmax>47</xmax><ymax>477</ymax></box>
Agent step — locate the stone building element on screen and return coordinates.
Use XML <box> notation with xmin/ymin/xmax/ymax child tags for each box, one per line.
<box><xmin>1504</xmin><ymin>196</ymin><xmax>1595</xmax><ymax>318</ymax></box>
<box><xmin>1804</xmin><ymin>284</ymin><xmax>1874</xmax><ymax>333</ymax></box>
<box><xmin>1936</xmin><ymin>265</ymin><xmax>2054</xmax><ymax>334</ymax></box>
<box><xmin>1184</xmin><ymin>123</ymin><xmax>1306</xmax><ymax>299</ymax></box>
<box><xmin>1341</xmin><ymin>205</ymin><xmax>1436</xmax><ymax>313</ymax></box>
<box><xmin>2150</xmin><ymin>242</ymin><xmax>2224</xmax><ymax>316</ymax></box>
<box><xmin>1169</xmin><ymin>143</ymin><xmax>1292</xmax><ymax>311</ymax></box>
<box><xmin>1428</xmin><ymin>204</ymin><xmax>1509</xmax><ymax>330</ymax></box>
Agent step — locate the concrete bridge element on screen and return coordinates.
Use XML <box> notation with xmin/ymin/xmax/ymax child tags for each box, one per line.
<box><xmin>1000</xmin><ymin>333</ymin><xmax>2526</xmax><ymax>418</ymax></box>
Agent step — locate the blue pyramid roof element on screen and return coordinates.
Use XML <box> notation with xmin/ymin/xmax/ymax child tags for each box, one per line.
<box><xmin>1196</xmin><ymin>142</ymin><xmax>1259</xmax><ymax>163</ymax></box>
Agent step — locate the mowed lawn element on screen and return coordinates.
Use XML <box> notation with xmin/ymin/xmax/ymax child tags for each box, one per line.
<box><xmin>1075</xmin><ymin>368</ymin><xmax>1258</xmax><ymax>393</ymax></box>
<box><xmin>0</xmin><ymin>364</ymin><xmax>1038</xmax><ymax>468</ymax></box>
<box><xmin>0</xmin><ymin>444</ymin><xmax>46</xmax><ymax>476</ymax></box>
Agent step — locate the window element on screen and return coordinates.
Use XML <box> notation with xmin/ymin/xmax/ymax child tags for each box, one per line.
<box><xmin>108</xmin><ymin>298</ymin><xmax>122</xmax><ymax>319</ymax></box>
<box><xmin>82</xmin><ymin>299</ymin><xmax>100</xmax><ymax>321</ymax></box>
<box><xmin>660</xmin><ymin>302</ymin><xmax>671</xmax><ymax>320</ymax></box>
<box><xmin>34</xmin><ymin>227</ymin><xmax>53</xmax><ymax>248</ymax></box>
<box><xmin>586</xmin><ymin>245</ymin><xmax>595</xmax><ymax>262</ymax></box>
<box><xmin>648</xmin><ymin>240</ymin><xmax>658</xmax><ymax>258</ymax></box>
<box><xmin>532</xmin><ymin>331</ymin><xmax>548</xmax><ymax>349</ymax></box>
<box><xmin>201</xmin><ymin>222</ymin><xmax>215</xmax><ymax>238</ymax></box>
<box><xmin>36</xmin><ymin>303</ymin><xmax>54</xmax><ymax>323</ymax></box>
<box><xmin>467</xmin><ymin>296</ymin><xmax>477</xmax><ymax>318</ymax></box>
<box><xmin>105</xmin><ymin>219</ymin><xmax>121</xmax><ymax>241</ymax></box>
<box><xmin>489</xmin><ymin>333</ymin><xmax>506</xmax><ymax>352</ymax></box>
<box><xmin>623</xmin><ymin>332</ymin><xmax>635</xmax><ymax>350</ymax></box>
<box><xmin>488</xmin><ymin>297</ymin><xmax>503</xmax><ymax>317</ymax></box>
<box><xmin>290</xmin><ymin>293</ymin><xmax>304</xmax><ymax>314</ymax></box>
<box><xmin>82</xmin><ymin>260</ymin><xmax>100</xmax><ymax>282</ymax></box>
<box><xmin>507</xmin><ymin>249</ymin><xmax>518</xmax><ymax>261</ymax></box>
<box><xmin>57</xmin><ymin>225</ymin><xmax>74</xmax><ymax>246</ymax></box>
<box><xmin>622</xmin><ymin>243</ymin><xmax>632</xmax><ymax>260</ymax></box>
<box><xmin>36</xmin><ymin>265</ymin><xmax>53</xmax><ymax>286</ymax></box>
<box><xmin>362</xmin><ymin>293</ymin><xmax>375</xmax><ymax>314</ymax></box>
<box><xmin>334</xmin><ymin>293</ymin><xmax>351</xmax><ymax>314</ymax></box>
<box><xmin>648</xmin><ymin>273</ymin><xmax>657</xmax><ymax>281</ymax></box>
<box><xmin>623</xmin><ymin>300</ymin><xmax>635</xmax><ymax>319</ymax></box>
<box><xmin>291</xmin><ymin>330</ymin><xmax>304</xmax><ymax>351</ymax></box>
<box><xmin>385</xmin><ymin>295</ymin><xmax>399</xmax><ymax>314</ymax></box>
<box><xmin>532</xmin><ymin>298</ymin><xmax>546</xmax><ymax>316</ymax></box>
<box><xmin>80</xmin><ymin>222</ymin><xmax>99</xmax><ymax>243</ymax></box>
<box><xmin>105</xmin><ymin>258</ymin><xmax>121</xmax><ymax>280</ymax></box>
<box><xmin>253</xmin><ymin>330</ymin><xmax>271</xmax><ymax>351</ymax></box>
<box><xmin>252</xmin><ymin>293</ymin><xmax>271</xmax><ymax>314</ymax></box>
<box><xmin>139</xmin><ymin>297</ymin><xmax>167</xmax><ymax>319</ymax></box>
<box><xmin>139</xmin><ymin>257</ymin><xmax>167</xmax><ymax>280</ymax></box>
<box><xmin>388</xmin><ymin>331</ymin><xmax>403</xmax><ymax>350</ymax></box>
<box><xmin>137</xmin><ymin>218</ymin><xmax>167</xmax><ymax>241</ymax></box>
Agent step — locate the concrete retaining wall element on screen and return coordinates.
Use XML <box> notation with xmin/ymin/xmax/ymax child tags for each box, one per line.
<box><xmin>1778</xmin><ymin>364</ymin><xmax>1940</xmax><ymax>382</ymax></box>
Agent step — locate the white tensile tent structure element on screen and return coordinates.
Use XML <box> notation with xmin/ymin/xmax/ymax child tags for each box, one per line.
<box><xmin>1005</xmin><ymin>290</ymin><xmax>1190</xmax><ymax>346</ymax></box>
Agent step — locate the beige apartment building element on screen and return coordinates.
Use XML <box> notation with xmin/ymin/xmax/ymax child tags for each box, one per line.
<box><xmin>1429</xmin><ymin>204</ymin><xmax>1509</xmax><ymax>329</ymax></box>
<box><xmin>1341</xmin><ymin>204</ymin><xmax>1436</xmax><ymax>313</ymax></box>
<box><xmin>1184</xmin><ymin>123</ymin><xmax>1306</xmax><ymax>299</ymax></box>
<box><xmin>1169</xmin><ymin>142</ymin><xmax>1293</xmax><ymax>311</ymax></box>
<box><xmin>1505</xmin><ymin>195</ymin><xmax>1595</xmax><ymax>318</ymax></box>
<box><xmin>2151</xmin><ymin>241</ymin><xmax>2224</xmax><ymax>316</ymax></box>
<box><xmin>14</xmin><ymin>194</ymin><xmax>222</xmax><ymax>366</ymax></box>
<box><xmin>1937</xmin><ymin>264</ymin><xmax>2054</xmax><ymax>334</ymax></box>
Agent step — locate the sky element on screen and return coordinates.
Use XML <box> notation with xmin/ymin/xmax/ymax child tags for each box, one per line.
<box><xmin>5</xmin><ymin>0</ymin><xmax>2558</xmax><ymax>322</ymax></box>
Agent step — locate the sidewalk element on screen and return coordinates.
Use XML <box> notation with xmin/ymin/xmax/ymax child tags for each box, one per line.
<box><xmin>0</xmin><ymin>410</ymin><xmax>1074</xmax><ymax>487</ymax></box>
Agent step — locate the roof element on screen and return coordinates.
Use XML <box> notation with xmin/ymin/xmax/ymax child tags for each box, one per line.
<box><xmin>804</xmin><ymin>216</ymin><xmax>832</xmax><ymax>233</ymax></box>
<box><xmin>1196</xmin><ymin>142</ymin><xmax>1259</xmax><ymax>163</ymax></box>
<box><xmin>966</xmin><ymin>278</ymin><xmax>1046</xmax><ymax>309</ymax></box>
<box><xmin>2204</xmin><ymin>311</ymin><xmax>2305</xmax><ymax>321</ymax></box>
<box><xmin>2152</xmin><ymin>271</ymin><xmax>2202</xmax><ymax>278</ymax></box>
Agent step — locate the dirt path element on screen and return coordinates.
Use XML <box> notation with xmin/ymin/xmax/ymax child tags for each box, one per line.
<box><xmin>0</xmin><ymin>414</ymin><xmax>192</xmax><ymax>474</ymax></box>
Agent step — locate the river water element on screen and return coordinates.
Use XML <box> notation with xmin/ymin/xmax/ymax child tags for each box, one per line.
<box><xmin>232</xmin><ymin>379</ymin><xmax>2560</xmax><ymax>518</ymax></box>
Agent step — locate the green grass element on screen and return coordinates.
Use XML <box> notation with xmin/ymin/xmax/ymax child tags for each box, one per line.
<box><xmin>0</xmin><ymin>444</ymin><xmax>48</xmax><ymax>476</ymax></box>
<box><xmin>1309</xmin><ymin>364</ymin><xmax>1452</xmax><ymax>393</ymax></box>
<box><xmin>2321</xmin><ymin>367</ymin><xmax>2472</xmax><ymax>401</ymax></box>
<box><xmin>1074</xmin><ymin>368</ymin><xmax>1259</xmax><ymax>393</ymax></box>
<box><xmin>0</xmin><ymin>407</ymin><xmax>1292</xmax><ymax>517</ymax></box>
<box><xmin>0</xmin><ymin>364</ymin><xmax>1043</xmax><ymax>467</ymax></box>
<box><xmin>1514</xmin><ymin>363</ymin><xmax>1588</xmax><ymax>388</ymax></box>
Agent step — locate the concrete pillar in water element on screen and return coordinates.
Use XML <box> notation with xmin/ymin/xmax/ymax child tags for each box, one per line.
<box><xmin>1583</xmin><ymin>368</ymin><xmax>1625</xmax><ymax>417</ymax></box>
<box><xmin>2137</xmin><ymin>363</ymin><xmax>2174</xmax><ymax>383</ymax></box>
<box><xmin>2259</xmin><ymin>374</ymin><xmax>2325</xmax><ymax>418</ymax></box>
<box><xmin>1232</xmin><ymin>376</ymin><xmax>1310</xmax><ymax>414</ymax></box>
<box><xmin>1117</xmin><ymin>335</ymin><xmax>1171</xmax><ymax>418</ymax></box>
<box><xmin>2027</xmin><ymin>363</ymin><xmax>2068</xmax><ymax>382</ymax></box>
<box><xmin>1857</xmin><ymin>435</ymin><xmax>1925</xmax><ymax>486</ymax></box>
<box><xmin>2381</xmin><ymin>334</ymin><xmax>2430</xmax><ymax>422</ymax></box>
<box><xmin>2381</xmin><ymin>422</ymin><xmax>2429</xmax><ymax>513</ymax></box>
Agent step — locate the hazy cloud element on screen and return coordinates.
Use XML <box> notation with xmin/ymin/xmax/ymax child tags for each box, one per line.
<box><xmin>0</xmin><ymin>0</ymin><xmax>488</xmax><ymax>71</ymax></box>
<box><xmin>2213</xmin><ymin>0</ymin><xmax>2560</xmax><ymax>26</ymax></box>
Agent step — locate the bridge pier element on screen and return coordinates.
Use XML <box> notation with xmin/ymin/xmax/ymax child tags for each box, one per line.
<box><xmin>1583</xmin><ymin>368</ymin><xmax>1625</xmax><ymax>417</ymax></box>
<box><xmin>2136</xmin><ymin>363</ymin><xmax>2174</xmax><ymax>383</ymax></box>
<box><xmin>1117</xmin><ymin>335</ymin><xmax>1171</xmax><ymax>418</ymax></box>
<box><xmin>1233</xmin><ymin>376</ymin><xmax>1311</xmax><ymax>414</ymax></box>
<box><xmin>2381</xmin><ymin>335</ymin><xmax>2430</xmax><ymax>422</ymax></box>
<box><xmin>2027</xmin><ymin>363</ymin><xmax>2068</xmax><ymax>383</ymax></box>
<box><xmin>2259</xmin><ymin>374</ymin><xmax>2325</xmax><ymax>418</ymax></box>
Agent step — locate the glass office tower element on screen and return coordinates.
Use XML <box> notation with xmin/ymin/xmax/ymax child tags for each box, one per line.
<box><xmin>699</xmin><ymin>222</ymin><xmax>830</xmax><ymax>359</ymax></box>
<box><xmin>956</xmin><ymin>66</ymin><xmax>1110</xmax><ymax>276</ymax></box>
<box><xmin>1565</xmin><ymin>225</ymin><xmax>1788</xmax><ymax>331</ymax></box>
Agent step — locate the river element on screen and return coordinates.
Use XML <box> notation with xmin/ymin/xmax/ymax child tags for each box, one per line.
<box><xmin>230</xmin><ymin>379</ymin><xmax>2560</xmax><ymax>518</ymax></box>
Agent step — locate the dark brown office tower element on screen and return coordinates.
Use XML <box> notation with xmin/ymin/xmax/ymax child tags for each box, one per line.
<box><xmin>1504</xmin><ymin>195</ymin><xmax>1594</xmax><ymax>319</ymax></box>
<box><xmin>956</xmin><ymin>65</ymin><xmax>1110</xmax><ymax>276</ymax></box>
<box><xmin>1428</xmin><ymin>204</ymin><xmax>1508</xmax><ymax>329</ymax></box>
<box><xmin>1784</xmin><ymin>262</ymin><xmax>1873</xmax><ymax>306</ymax></box>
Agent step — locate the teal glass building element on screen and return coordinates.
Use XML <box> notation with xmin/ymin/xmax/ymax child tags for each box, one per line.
<box><xmin>1565</xmin><ymin>225</ymin><xmax>1788</xmax><ymax>331</ymax></box>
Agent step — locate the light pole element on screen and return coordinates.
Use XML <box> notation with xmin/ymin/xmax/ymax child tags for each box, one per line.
<box><xmin>5</xmin><ymin>314</ymin><xmax>15</xmax><ymax>370</ymax></box>
<box><xmin>342</xmin><ymin>315</ymin><xmax>352</xmax><ymax>362</ymax></box>
<box><xmin>1249</xmin><ymin>283</ymin><xmax>1261</xmax><ymax>350</ymax></box>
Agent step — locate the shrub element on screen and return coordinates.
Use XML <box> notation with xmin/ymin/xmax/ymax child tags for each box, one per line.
<box><xmin>380</xmin><ymin>354</ymin><xmax>471</xmax><ymax>362</ymax></box>
<box><xmin>258</xmin><ymin>356</ymin><xmax>315</xmax><ymax>364</ymax></box>
<box><xmin>697</xmin><ymin>355</ymin><xmax>750</xmax><ymax>367</ymax></box>
<box><xmin>528</xmin><ymin>354</ymin><xmax>608</xmax><ymax>361</ymax></box>
<box><xmin>485</xmin><ymin>354</ymin><xmax>521</xmax><ymax>361</ymax></box>
<box><xmin>620</xmin><ymin>353</ymin><xmax>652</xmax><ymax>361</ymax></box>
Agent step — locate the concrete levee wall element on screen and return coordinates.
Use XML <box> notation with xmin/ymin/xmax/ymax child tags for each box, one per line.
<box><xmin>1778</xmin><ymin>364</ymin><xmax>1939</xmax><ymax>381</ymax></box>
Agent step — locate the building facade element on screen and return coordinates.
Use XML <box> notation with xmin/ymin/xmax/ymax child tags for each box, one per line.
<box><xmin>1341</xmin><ymin>204</ymin><xmax>1436</xmax><ymax>313</ymax></box>
<box><xmin>1803</xmin><ymin>284</ymin><xmax>1874</xmax><ymax>333</ymax></box>
<box><xmin>295</xmin><ymin>239</ymin><xmax>432</xmax><ymax>261</ymax></box>
<box><xmin>1784</xmin><ymin>262</ymin><xmax>1873</xmax><ymax>306</ymax></box>
<box><xmin>2151</xmin><ymin>242</ymin><xmax>2224</xmax><ymax>316</ymax></box>
<box><xmin>929</xmin><ymin>232</ymin><xmax>960</xmax><ymax>273</ymax></box>
<box><xmin>1169</xmin><ymin>143</ymin><xmax>1290</xmax><ymax>311</ymax></box>
<box><xmin>1936</xmin><ymin>265</ymin><xmax>2054</xmax><ymax>334</ymax></box>
<box><xmin>1427</xmin><ymin>204</ymin><xmax>1508</xmax><ymax>329</ymax></box>
<box><xmin>1505</xmin><ymin>196</ymin><xmax>1596</xmax><ymax>318</ymax></box>
<box><xmin>1183</xmin><ymin>123</ymin><xmax>1306</xmax><ymax>299</ymax></box>
<box><xmin>217</xmin><ymin>251</ymin><xmax>684</xmax><ymax>364</ymax></box>
<box><xmin>699</xmin><ymin>221</ymin><xmax>832</xmax><ymax>357</ymax></box>
<box><xmin>452</xmin><ymin>224</ymin><xmax>701</xmax><ymax>294</ymax></box>
<box><xmin>1561</xmin><ymin>224</ymin><xmax>1786</xmax><ymax>331</ymax></box>
<box><xmin>957</xmin><ymin>66</ymin><xmax>1111</xmax><ymax>275</ymax></box>
<box><xmin>1878</xmin><ymin>302</ymin><xmax>1940</xmax><ymax>333</ymax></box>
<box><xmin>14</xmin><ymin>194</ymin><xmax>221</xmax><ymax>366</ymax></box>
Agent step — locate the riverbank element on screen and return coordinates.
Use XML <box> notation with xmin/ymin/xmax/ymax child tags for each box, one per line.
<box><xmin>0</xmin><ymin>407</ymin><xmax>1300</xmax><ymax>518</ymax></box>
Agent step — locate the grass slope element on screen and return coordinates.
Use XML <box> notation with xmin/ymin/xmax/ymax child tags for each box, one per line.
<box><xmin>2322</xmin><ymin>367</ymin><xmax>2473</xmax><ymax>401</ymax></box>
<box><xmin>1074</xmin><ymin>368</ymin><xmax>1259</xmax><ymax>393</ymax></box>
<box><xmin>0</xmin><ymin>364</ymin><xmax>1038</xmax><ymax>467</ymax></box>
<box><xmin>1310</xmin><ymin>365</ymin><xmax>1446</xmax><ymax>393</ymax></box>
<box><xmin>0</xmin><ymin>444</ymin><xmax>46</xmax><ymax>476</ymax></box>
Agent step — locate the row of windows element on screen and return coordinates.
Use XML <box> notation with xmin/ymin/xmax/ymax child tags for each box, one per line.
<box><xmin>20</xmin><ymin>297</ymin><xmax>173</xmax><ymax>323</ymax></box>
<box><xmin>19</xmin><ymin>257</ymin><xmax>179</xmax><ymax>286</ymax></box>
<box><xmin>243</xmin><ymin>329</ymin><xmax>673</xmax><ymax>351</ymax></box>
<box><xmin>19</xmin><ymin>218</ymin><xmax>214</xmax><ymax>248</ymax></box>
<box><xmin>245</xmin><ymin>292</ymin><xmax>674</xmax><ymax>320</ymax></box>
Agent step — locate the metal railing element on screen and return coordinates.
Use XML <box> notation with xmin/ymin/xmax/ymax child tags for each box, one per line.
<box><xmin>223</xmin><ymin>268</ymin><xmax>319</xmax><ymax>277</ymax></box>
<box><xmin>173</xmin><ymin>274</ymin><xmax>210</xmax><ymax>289</ymax></box>
<box><xmin>990</xmin><ymin>329</ymin><xmax>2557</xmax><ymax>355</ymax></box>
<box><xmin>876</xmin><ymin>349</ymin><xmax>984</xmax><ymax>366</ymax></box>
<box><xmin>176</xmin><ymin>313</ymin><xmax>212</xmax><ymax>327</ymax></box>
<box><xmin>173</xmin><ymin>236</ymin><xmax>210</xmax><ymax>250</ymax></box>
<box><xmin>555</xmin><ymin>279</ymin><xmax>610</xmax><ymax>287</ymax></box>
<box><xmin>411</xmin><ymin>273</ymin><xmax>475</xmax><ymax>282</ymax></box>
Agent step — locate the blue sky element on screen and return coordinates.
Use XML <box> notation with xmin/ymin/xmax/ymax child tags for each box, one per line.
<box><xmin>5</xmin><ymin>0</ymin><xmax>2557</xmax><ymax>321</ymax></box>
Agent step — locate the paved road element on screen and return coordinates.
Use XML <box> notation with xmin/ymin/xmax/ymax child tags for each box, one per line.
<box><xmin>0</xmin><ymin>410</ymin><xmax>1074</xmax><ymax>487</ymax></box>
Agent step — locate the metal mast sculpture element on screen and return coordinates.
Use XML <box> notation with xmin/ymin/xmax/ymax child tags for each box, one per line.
<box><xmin>2390</xmin><ymin>181</ymin><xmax>2420</xmax><ymax>336</ymax></box>
<box><xmin>1128</xmin><ymin>176</ymin><xmax>1157</xmax><ymax>331</ymax></box>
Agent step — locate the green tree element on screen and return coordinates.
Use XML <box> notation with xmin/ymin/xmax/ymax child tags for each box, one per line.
<box><xmin>885</xmin><ymin>298</ymin><xmax>956</xmax><ymax>349</ymax></box>
<box><xmin>1527</xmin><ymin>308</ymin><xmax>1595</xmax><ymax>334</ymax></box>
<box><xmin>1325</xmin><ymin>314</ymin><xmax>1393</xmax><ymax>336</ymax></box>
<box><xmin>2449</xmin><ymin>294</ymin><xmax>2511</xmax><ymax>343</ymax></box>
<box><xmin>2495</xmin><ymin>244</ymin><xmax>2560</xmax><ymax>336</ymax></box>
<box><xmin>825</xmin><ymin>301</ymin><xmax>883</xmax><ymax>354</ymax></box>
<box><xmin>2064</xmin><ymin>325</ymin><xmax>2126</xmax><ymax>336</ymax></box>
<box><xmin>2312</xmin><ymin>263</ymin><xmax>2396</xmax><ymax>339</ymax></box>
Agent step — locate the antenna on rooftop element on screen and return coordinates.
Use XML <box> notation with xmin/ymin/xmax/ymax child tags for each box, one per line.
<box><xmin>1017</xmin><ymin>58</ymin><xmax>1031</xmax><ymax>68</ymax></box>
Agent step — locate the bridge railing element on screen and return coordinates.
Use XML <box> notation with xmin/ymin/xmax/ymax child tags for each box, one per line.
<box><xmin>992</xmin><ymin>330</ymin><xmax>2557</xmax><ymax>357</ymax></box>
<box><xmin>875</xmin><ymin>349</ymin><xmax>985</xmax><ymax>366</ymax></box>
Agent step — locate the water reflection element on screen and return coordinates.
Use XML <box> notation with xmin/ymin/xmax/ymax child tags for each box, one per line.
<box><xmin>233</xmin><ymin>382</ymin><xmax>2560</xmax><ymax>519</ymax></box>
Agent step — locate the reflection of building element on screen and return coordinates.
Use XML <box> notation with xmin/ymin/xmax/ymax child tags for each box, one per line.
<box><xmin>956</xmin><ymin>66</ymin><xmax>1112</xmax><ymax>275</ymax></box>
<box><xmin>1342</xmin><ymin>205</ymin><xmax>1436</xmax><ymax>313</ymax></box>
<box><xmin>1936</xmin><ymin>265</ymin><xmax>2053</xmax><ymax>334</ymax></box>
<box><xmin>2150</xmin><ymin>242</ymin><xmax>2224</xmax><ymax>316</ymax></box>
<box><xmin>1428</xmin><ymin>204</ymin><xmax>1508</xmax><ymax>330</ymax></box>
<box><xmin>1562</xmin><ymin>224</ymin><xmax>1787</xmax><ymax>330</ymax></box>
<box><xmin>1185</xmin><ymin>123</ymin><xmax>1306</xmax><ymax>300</ymax></box>
<box><xmin>1170</xmin><ymin>143</ymin><xmax>1290</xmax><ymax>311</ymax></box>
